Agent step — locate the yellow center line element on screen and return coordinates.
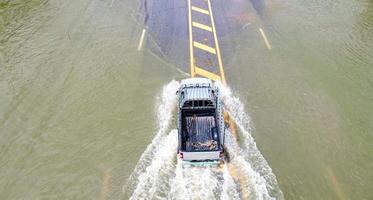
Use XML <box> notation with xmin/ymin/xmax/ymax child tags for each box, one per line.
<box><xmin>191</xmin><ymin>6</ymin><xmax>210</xmax><ymax>15</ymax></box>
<box><xmin>192</xmin><ymin>21</ymin><xmax>213</xmax><ymax>32</ymax></box>
<box><xmin>207</xmin><ymin>0</ymin><xmax>226</xmax><ymax>85</ymax></box>
<box><xmin>193</xmin><ymin>41</ymin><xmax>217</xmax><ymax>54</ymax></box>
<box><xmin>194</xmin><ymin>66</ymin><xmax>221</xmax><ymax>81</ymax></box>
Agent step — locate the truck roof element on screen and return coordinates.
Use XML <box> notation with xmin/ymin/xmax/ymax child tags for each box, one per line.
<box><xmin>180</xmin><ymin>78</ymin><xmax>212</xmax><ymax>88</ymax></box>
<box><xmin>178</xmin><ymin>78</ymin><xmax>216</xmax><ymax>108</ymax></box>
<box><xmin>182</xmin><ymin>87</ymin><xmax>212</xmax><ymax>101</ymax></box>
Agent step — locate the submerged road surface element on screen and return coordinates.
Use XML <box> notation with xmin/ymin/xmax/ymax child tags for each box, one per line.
<box><xmin>1</xmin><ymin>0</ymin><xmax>373</xmax><ymax>199</ymax></box>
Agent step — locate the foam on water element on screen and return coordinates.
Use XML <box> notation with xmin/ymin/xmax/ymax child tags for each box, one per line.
<box><xmin>220</xmin><ymin>164</ymin><xmax>241</xmax><ymax>200</ymax></box>
<box><xmin>170</xmin><ymin>164</ymin><xmax>219</xmax><ymax>199</ymax></box>
<box><xmin>168</xmin><ymin>159</ymin><xmax>191</xmax><ymax>199</ymax></box>
<box><xmin>130</xmin><ymin>129</ymin><xmax>178</xmax><ymax>199</ymax></box>
<box><xmin>126</xmin><ymin>80</ymin><xmax>283</xmax><ymax>199</ymax></box>
<box><xmin>169</xmin><ymin>159</ymin><xmax>242</xmax><ymax>200</ymax></box>
<box><xmin>217</xmin><ymin>82</ymin><xmax>284</xmax><ymax>199</ymax></box>
<box><xmin>125</xmin><ymin>80</ymin><xmax>179</xmax><ymax>197</ymax></box>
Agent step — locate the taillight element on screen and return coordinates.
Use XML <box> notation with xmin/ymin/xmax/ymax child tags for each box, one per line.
<box><xmin>179</xmin><ymin>152</ymin><xmax>184</xmax><ymax>159</ymax></box>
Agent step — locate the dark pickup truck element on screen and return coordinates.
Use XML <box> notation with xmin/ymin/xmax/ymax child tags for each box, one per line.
<box><xmin>176</xmin><ymin>78</ymin><xmax>225</xmax><ymax>166</ymax></box>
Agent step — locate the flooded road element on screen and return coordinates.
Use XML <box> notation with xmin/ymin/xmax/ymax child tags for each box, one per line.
<box><xmin>0</xmin><ymin>0</ymin><xmax>372</xmax><ymax>199</ymax></box>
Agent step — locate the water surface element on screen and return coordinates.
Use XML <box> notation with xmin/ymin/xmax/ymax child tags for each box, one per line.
<box><xmin>0</xmin><ymin>0</ymin><xmax>372</xmax><ymax>199</ymax></box>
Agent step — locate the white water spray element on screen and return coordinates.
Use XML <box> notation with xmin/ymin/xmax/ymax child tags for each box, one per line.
<box><xmin>125</xmin><ymin>80</ymin><xmax>179</xmax><ymax>197</ymax></box>
<box><xmin>130</xmin><ymin>129</ymin><xmax>178</xmax><ymax>199</ymax></box>
<box><xmin>126</xmin><ymin>80</ymin><xmax>283</xmax><ymax>199</ymax></box>
<box><xmin>217</xmin><ymin>82</ymin><xmax>284</xmax><ymax>199</ymax></box>
<box><xmin>169</xmin><ymin>163</ymin><xmax>223</xmax><ymax>199</ymax></box>
<box><xmin>221</xmin><ymin>164</ymin><xmax>241</xmax><ymax>200</ymax></box>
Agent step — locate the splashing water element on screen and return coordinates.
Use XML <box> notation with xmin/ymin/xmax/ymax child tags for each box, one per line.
<box><xmin>217</xmin><ymin>82</ymin><xmax>284</xmax><ymax>199</ymax></box>
<box><xmin>170</xmin><ymin>163</ymin><xmax>221</xmax><ymax>199</ymax></box>
<box><xmin>220</xmin><ymin>164</ymin><xmax>241</xmax><ymax>200</ymax></box>
<box><xmin>124</xmin><ymin>80</ymin><xmax>179</xmax><ymax>198</ymax></box>
<box><xmin>130</xmin><ymin>129</ymin><xmax>178</xmax><ymax>199</ymax></box>
<box><xmin>125</xmin><ymin>80</ymin><xmax>283</xmax><ymax>199</ymax></box>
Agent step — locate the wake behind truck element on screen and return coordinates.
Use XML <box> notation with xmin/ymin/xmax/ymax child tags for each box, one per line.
<box><xmin>176</xmin><ymin>78</ymin><xmax>225</xmax><ymax>166</ymax></box>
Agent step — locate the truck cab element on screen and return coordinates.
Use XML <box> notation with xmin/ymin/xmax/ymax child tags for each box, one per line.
<box><xmin>176</xmin><ymin>78</ymin><xmax>225</xmax><ymax>166</ymax></box>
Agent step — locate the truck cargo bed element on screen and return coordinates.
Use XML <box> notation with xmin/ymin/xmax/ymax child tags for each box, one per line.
<box><xmin>183</xmin><ymin>116</ymin><xmax>219</xmax><ymax>151</ymax></box>
<box><xmin>177</xmin><ymin>78</ymin><xmax>224</xmax><ymax>163</ymax></box>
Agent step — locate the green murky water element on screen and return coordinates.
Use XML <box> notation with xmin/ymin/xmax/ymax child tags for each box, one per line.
<box><xmin>0</xmin><ymin>0</ymin><xmax>372</xmax><ymax>199</ymax></box>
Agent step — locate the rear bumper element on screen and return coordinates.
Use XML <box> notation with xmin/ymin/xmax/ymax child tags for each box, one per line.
<box><xmin>179</xmin><ymin>150</ymin><xmax>222</xmax><ymax>161</ymax></box>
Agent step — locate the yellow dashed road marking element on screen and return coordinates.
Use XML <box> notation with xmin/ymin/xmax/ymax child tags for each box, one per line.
<box><xmin>191</xmin><ymin>6</ymin><xmax>210</xmax><ymax>15</ymax></box>
<box><xmin>193</xmin><ymin>41</ymin><xmax>216</xmax><ymax>54</ymax></box>
<box><xmin>194</xmin><ymin>67</ymin><xmax>221</xmax><ymax>82</ymax></box>
<box><xmin>189</xmin><ymin>0</ymin><xmax>225</xmax><ymax>84</ymax></box>
<box><xmin>192</xmin><ymin>21</ymin><xmax>213</xmax><ymax>32</ymax></box>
